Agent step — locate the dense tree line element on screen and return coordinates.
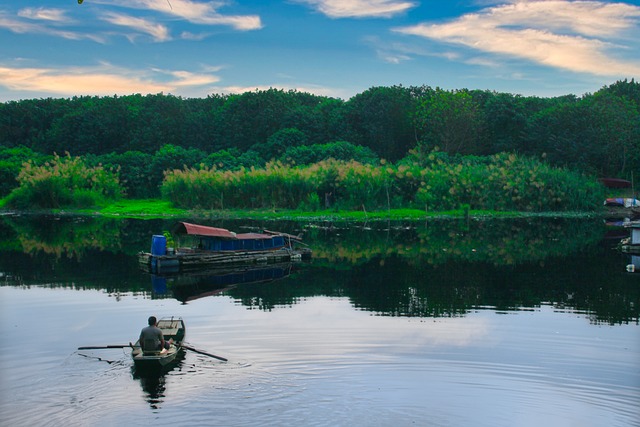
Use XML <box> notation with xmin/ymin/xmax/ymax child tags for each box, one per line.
<box><xmin>0</xmin><ymin>80</ymin><xmax>638</xmax><ymax>201</ymax></box>
<box><xmin>2</xmin><ymin>80</ymin><xmax>638</xmax><ymax>168</ymax></box>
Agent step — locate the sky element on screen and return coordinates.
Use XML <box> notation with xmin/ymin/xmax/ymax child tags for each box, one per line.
<box><xmin>1</xmin><ymin>0</ymin><xmax>639</xmax><ymax>101</ymax></box>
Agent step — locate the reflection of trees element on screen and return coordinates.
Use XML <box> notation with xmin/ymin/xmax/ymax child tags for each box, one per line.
<box><xmin>327</xmin><ymin>247</ymin><xmax>638</xmax><ymax>325</ymax></box>
<box><xmin>225</xmin><ymin>247</ymin><xmax>639</xmax><ymax>325</ymax></box>
<box><xmin>4</xmin><ymin>215</ymin><xmax>122</xmax><ymax>260</ymax></box>
<box><xmin>0</xmin><ymin>216</ymin><xmax>637</xmax><ymax>325</ymax></box>
<box><xmin>0</xmin><ymin>216</ymin><xmax>150</xmax><ymax>293</ymax></box>
<box><xmin>307</xmin><ymin>218</ymin><xmax>606</xmax><ymax>266</ymax></box>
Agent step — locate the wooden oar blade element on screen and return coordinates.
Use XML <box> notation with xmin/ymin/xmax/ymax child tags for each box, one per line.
<box><xmin>183</xmin><ymin>344</ymin><xmax>227</xmax><ymax>361</ymax></box>
<box><xmin>78</xmin><ymin>344</ymin><xmax>131</xmax><ymax>350</ymax></box>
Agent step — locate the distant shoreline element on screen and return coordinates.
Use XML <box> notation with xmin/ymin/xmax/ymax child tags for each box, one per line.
<box><xmin>0</xmin><ymin>198</ymin><xmax>605</xmax><ymax>221</ymax></box>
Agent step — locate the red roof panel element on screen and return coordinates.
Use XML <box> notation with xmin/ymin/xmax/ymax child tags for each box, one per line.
<box><xmin>173</xmin><ymin>222</ymin><xmax>237</xmax><ymax>239</ymax></box>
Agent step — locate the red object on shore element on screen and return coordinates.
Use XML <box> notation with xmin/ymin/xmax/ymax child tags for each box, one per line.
<box><xmin>599</xmin><ymin>178</ymin><xmax>632</xmax><ymax>188</ymax></box>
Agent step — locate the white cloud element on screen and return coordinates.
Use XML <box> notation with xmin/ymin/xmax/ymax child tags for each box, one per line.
<box><xmin>393</xmin><ymin>1</ymin><xmax>640</xmax><ymax>76</ymax></box>
<box><xmin>294</xmin><ymin>0</ymin><xmax>417</xmax><ymax>18</ymax></box>
<box><xmin>18</xmin><ymin>8</ymin><xmax>69</xmax><ymax>22</ymax></box>
<box><xmin>102</xmin><ymin>12</ymin><xmax>171</xmax><ymax>42</ymax></box>
<box><xmin>180</xmin><ymin>31</ymin><xmax>209</xmax><ymax>41</ymax></box>
<box><xmin>0</xmin><ymin>63</ymin><xmax>221</xmax><ymax>98</ymax></box>
<box><xmin>106</xmin><ymin>0</ymin><xmax>263</xmax><ymax>30</ymax></box>
<box><xmin>0</xmin><ymin>13</ymin><xmax>106</xmax><ymax>42</ymax></box>
<box><xmin>2</xmin><ymin>0</ymin><xmax>262</xmax><ymax>45</ymax></box>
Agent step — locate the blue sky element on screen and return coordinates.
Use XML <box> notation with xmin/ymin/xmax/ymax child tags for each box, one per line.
<box><xmin>1</xmin><ymin>0</ymin><xmax>639</xmax><ymax>101</ymax></box>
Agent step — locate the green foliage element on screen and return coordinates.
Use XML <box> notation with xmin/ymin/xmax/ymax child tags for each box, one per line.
<box><xmin>412</xmin><ymin>151</ymin><xmax>604</xmax><ymax>211</ymax></box>
<box><xmin>161</xmin><ymin>153</ymin><xmax>603</xmax><ymax>213</ymax></box>
<box><xmin>1</xmin><ymin>79</ymin><xmax>638</xmax><ymax>187</ymax></box>
<box><xmin>344</xmin><ymin>85</ymin><xmax>419</xmax><ymax>161</ymax></box>
<box><xmin>256</xmin><ymin>127</ymin><xmax>308</xmax><ymax>159</ymax></box>
<box><xmin>415</xmin><ymin>88</ymin><xmax>484</xmax><ymax>155</ymax></box>
<box><xmin>149</xmin><ymin>144</ymin><xmax>207</xmax><ymax>196</ymax></box>
<box><xmin>298</xmin><ymin>192</ymin><xmax>321</xmax><ymax>211</ymax></box>
<box><xmin>0</xmin><ymin>145</ymin><xmax>49</xmax><ymax>197</ymax></box>
<box><xmin>163</xmin><ymin>230</ymin><xmax>175</xmax><ymax>248</ymax></box>
<box><xmin>5</xmin><ymin>153</ymin><xmax>123</xmax><ymax>209</ymax></box>
<box><xmin>204</xmin><ymin>148</ymin><xmax>265</xmax><ymax>171</ymax></box>
<box><xmin>282</xmin><ymin>140</ymin><xmax>379</xmax><ymax>165</ymax></box>
<box><xmin>86</xmin><ymin>150</ymin><xmax>154</xmax><ymax>198</ymax></box>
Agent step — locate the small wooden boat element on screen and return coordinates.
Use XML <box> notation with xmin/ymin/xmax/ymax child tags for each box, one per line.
<box><xmin>599</xmin><ymin>177</ymin><xmax>632</xmax><ymax>188</ymax></box>
<box><xmin>130</xmin><ymin>317</ymin><xmax>186</xmax><ymax>370</ymax></box>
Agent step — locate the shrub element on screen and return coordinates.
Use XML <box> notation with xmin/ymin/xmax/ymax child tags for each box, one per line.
<box><xmin>5</xmin><ymin>153</ymin><xmax>123</xmax><ymax>209</ymax></box>
<box><xmin>161</xmin><ymin>153</ymin><xmax>604</xmax><ymax>213</ymax></box>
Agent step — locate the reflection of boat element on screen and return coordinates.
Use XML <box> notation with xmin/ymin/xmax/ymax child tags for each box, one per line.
<box><xmin>626</xmin><ymin>255</ymin><xmax>640</xmax><ymax>273</ymax></box>
<box><xmin>153</xmin><ymin>263</ymin><xmax>294</xmax><ymax>303</ymax></box>
<box><xmin>131</xmin><ymin>318</ymin><xmax>186</xmax><ymax>372</ymax></box>
<box><xmin>132</xmin><ymin>350</ymin><xmax>186</xmax><ymax>410</ymax></box>
<box><xmin>139</xmin><ymin>222</ymin><xmax>311</xmax><ymax>273</ymax></box>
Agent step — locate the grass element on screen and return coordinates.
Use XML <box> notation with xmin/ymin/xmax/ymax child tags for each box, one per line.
<box><xmin>0</xmin><ymin>197</ymin><xmax>603</xmax><ymax>221</ymax></box>
<box><xmin>69</xmin><ymin>199</ymin><xmax>604</xmax><ymax>220</ymax></box>
<box><xmin>84</xmin><ymin>199</ymin><xmax>186</xmax><ymax>218</ymax></box>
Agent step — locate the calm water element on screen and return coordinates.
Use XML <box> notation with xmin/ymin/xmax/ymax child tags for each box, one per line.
<box><xmin>0</xmin><ymin>214</ymin><xmax>638</xmax><ymax>427</ymax></box>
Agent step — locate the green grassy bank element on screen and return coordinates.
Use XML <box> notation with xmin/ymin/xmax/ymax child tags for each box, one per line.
<box><xmin>0</xmin><ymin>197</ymin><xmax>602</xmax><ymax>221</ymax></box>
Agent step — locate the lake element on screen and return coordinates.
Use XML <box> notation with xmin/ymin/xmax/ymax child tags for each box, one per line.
<box><xmin>0</xmin><ymin>214</ymin><xmax>638</xmax><ymax>427</ymax></box>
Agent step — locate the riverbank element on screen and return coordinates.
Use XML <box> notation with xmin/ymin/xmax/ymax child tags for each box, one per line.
<box><xmin>0</xmin><ymin>198</ymin><xmax>604</xmax><ymax>221</ymax></box>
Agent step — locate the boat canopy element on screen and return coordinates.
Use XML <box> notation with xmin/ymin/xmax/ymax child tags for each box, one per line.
<box><xmin>172</xmin><ymin>222</ymin><xmax>282</xmax><ymax>241</ymax></box>
<box><xmin>173</xmin><ymin>222</ymin><xmax>237</xmax><ymax>239</ymax></box>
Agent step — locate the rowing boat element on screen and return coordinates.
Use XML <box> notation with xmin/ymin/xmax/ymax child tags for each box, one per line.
<box><xmin>130</xmin><ymin>317</ymin><xmax>186</xmax><ymax>371</ymax></box>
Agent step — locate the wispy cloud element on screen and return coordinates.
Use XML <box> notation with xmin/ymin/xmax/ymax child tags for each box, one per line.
<box><xmin>0</xmin><ymin>63</ymin><xmax>221</xmax><ymax>98</ymax></box>
<box><xmin>102</xmin><ymin>12</ymin><xmax>171</xmax><ymax>42</ymax></box>
<box><xmin>106</xmin><ymin>0</ymin><xmax>263</xmax><ymax>30</ymax></box>
<box><xmin>18</xmin><ymin>7</ymin><xmax>69</xmax><ymax>22</ymax></box>
<box><xmin>0</xmin><ymin>13</ymin><xmax>106</xmax><ymax>42</ymax></box>
<box><xmin>1</xmin><ymin>1</ymin><xmax>261</xmax><ymax>45</ymax></box>
<box><xmin>393</xmin><ymin>1</ymin><xmax>640</xmax><ymax>76</ymax></box>
<box><xmin>294</xmin><ymin>0</ymin><xmax>417</xmax><ymax>18</ymax></box>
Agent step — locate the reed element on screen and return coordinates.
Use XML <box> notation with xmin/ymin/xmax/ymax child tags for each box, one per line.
<box><xmin>161</xmin><ymin>153</ymin><xmax>603</xmax><ymax>213</ymax></box>
<box><xmin>5</xmin><ymin>153</ymin><xmax>123</xmax><ymax>209</ymax></box>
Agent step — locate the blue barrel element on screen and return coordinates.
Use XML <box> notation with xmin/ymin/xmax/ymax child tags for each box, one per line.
<box><xmin>151</xmin><ymin>275</ymin><xmax>167</xmax><ymax>294</ymax></box>
<box><xmin>151</xmin><ymin>235</ymin><xmax>167</xmax><ymax>255</ymax></box>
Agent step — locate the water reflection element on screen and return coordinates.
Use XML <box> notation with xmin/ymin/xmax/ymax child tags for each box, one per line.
<box><xmin>307</xmin><ymin>217</ymin><xmax>607</xmax><ymax>265</ymax></box>
<box><xmin>0</xmin><ymin>214</ymin><xmax>638</xmax><ymax>324</ymax></box>
<box><xmin>152</xmin><ymin>263</ymin><xmax>295</xmax><ymax>303</ymax></box>
<box><xmin>132</xmin><ymin>350</ymin><xmax>186</xmax><ymax>410</ymax></box>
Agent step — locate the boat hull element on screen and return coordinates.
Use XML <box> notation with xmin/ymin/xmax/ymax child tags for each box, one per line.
<box><xmin>139</xmin><ymin>247</ymin><xmax>312</xmax><ymax>274</ymax></box>
<box><xmin>132</xmin><ymin>346</ymin><xmax>183</xmax><ymax>369</ymax></box>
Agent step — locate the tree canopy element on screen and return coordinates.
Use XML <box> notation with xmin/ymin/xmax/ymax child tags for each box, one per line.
<box><xmin>1</xmin><ymin>80</ymin><xmax>638</xmax><ymax>190</ymax></box>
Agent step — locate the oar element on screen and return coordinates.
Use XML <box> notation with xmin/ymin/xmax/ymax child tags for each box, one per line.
<box><xmin>78</xmin><ymin>344</ymin><xmax>132</xmax><ymax>350</ymax></box>
<box><xmin>77</xmin><ymin>352</ymin><xmax>117</xmax><ymax>364</ymax></box>
<box><xmin>182</xmin><ymin>344</ymin><xmax>227</xmax><ymax>362</ymax></box>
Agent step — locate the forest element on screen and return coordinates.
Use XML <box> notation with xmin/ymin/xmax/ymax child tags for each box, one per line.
<box><xmin>0</xmin><ymin>79</ymin><xmax>637</xmax><ymax>212</ymax></box>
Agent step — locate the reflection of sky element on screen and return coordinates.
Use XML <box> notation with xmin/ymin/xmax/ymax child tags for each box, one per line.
<box><xmin>200</xmin><ymin>297</ymin><xmax>496</xmax><ymax>360</ymax></box>
<box><xmin>1</xmin><ymin>286</ymin><xmax>638</xmax><ymax>427</ymax></box>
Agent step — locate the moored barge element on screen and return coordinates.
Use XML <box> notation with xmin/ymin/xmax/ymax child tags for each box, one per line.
<box><xmin>139</xmin><ymin>222</ymin><xmax>311</xmax><ymax>273</ymax></box>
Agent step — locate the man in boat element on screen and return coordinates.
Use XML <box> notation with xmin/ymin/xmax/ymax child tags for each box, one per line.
<box><xmin>139</xmin><ymin>316</ymin><xmax>170</xmax><ymax>351</ymax></box>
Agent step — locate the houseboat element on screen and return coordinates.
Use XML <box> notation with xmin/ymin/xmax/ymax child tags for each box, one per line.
<box><xmin>138</xmin><ymin>222</ymin><xmax>311</xmax><ymax>273</ymax></box>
